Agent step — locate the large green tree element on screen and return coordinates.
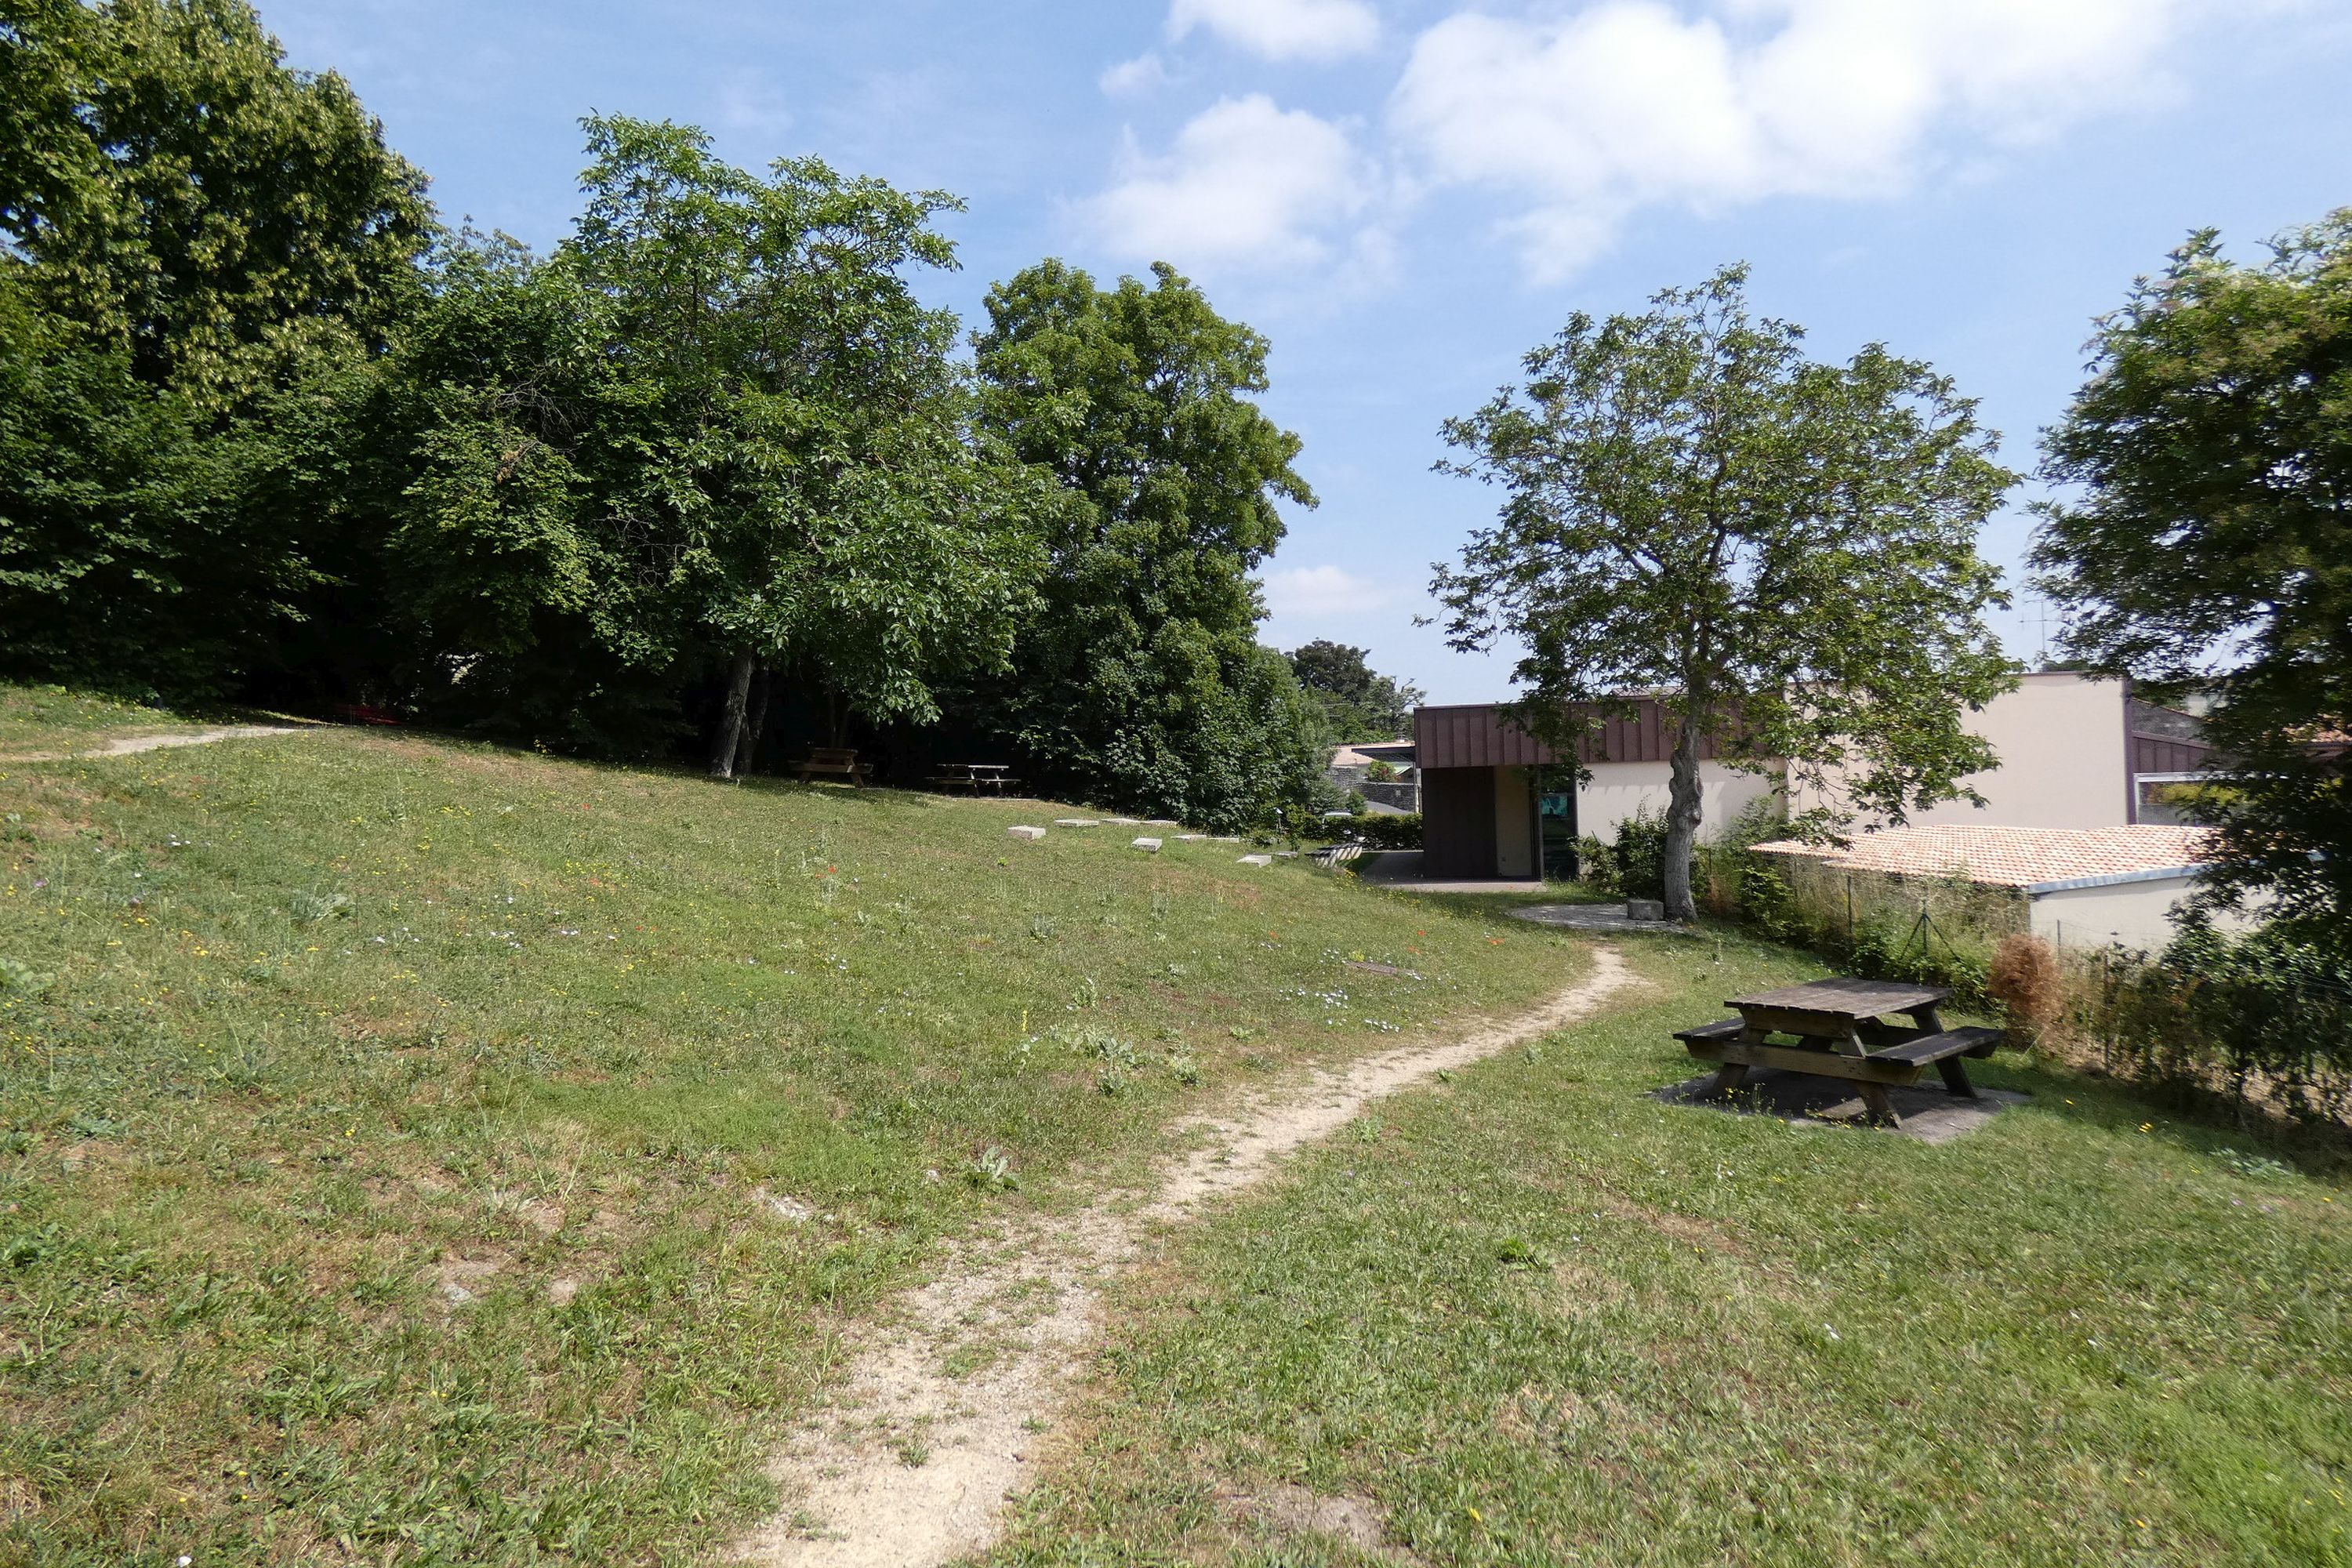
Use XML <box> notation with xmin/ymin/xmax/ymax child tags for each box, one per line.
<box><xmin>336</xmin><ymin>119</ymin><xmax>1048</xmax><ymax>760</ymax></box>
<box><xmin>2033</xmin><ymin>213</ymin><xmax>2352</xmax><ymax>952</ymax></box>
<box><xmin>1287</xmin><ymin>640</ymin><xmax>1425</xmax><ymax>742</ymax></box>
<box><xmin>0</xmin><ymin>0</ymin><xmax>430</xmax><ymax>407</ymax></box>
<box><xmin>0</xmin><ymin>0</ymin><xmax>430</xmax><ymax>696</ymax></box>
<box><xmin>974</xmin><ymin>260</ymin><xmax>1321</xmax><ymax>829</ymax></box>
<box><xmin>1433</xmin><ymin>265</ymin><xmax>2018</xmax><ymax>920</ymax></box>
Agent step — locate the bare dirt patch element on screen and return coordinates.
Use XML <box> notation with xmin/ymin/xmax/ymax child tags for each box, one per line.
<box><xmin>726</xmin><ymin>946</ymin><xmax>1636</xmax><ymax>1568</ymax></box>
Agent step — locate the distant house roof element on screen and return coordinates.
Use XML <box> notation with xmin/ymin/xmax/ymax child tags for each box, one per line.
<box><xmin>1752</xmin><ymin>824</ymin><xmax>2215</xmax><ymax>894</ymax></box>
<box><xmin>1331</xmin><ymin>740</ymin><xmax>1415</xmax><ymax>769</ymax></box>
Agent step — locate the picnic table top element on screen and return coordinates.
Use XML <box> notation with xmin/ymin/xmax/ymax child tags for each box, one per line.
<box><xmin>1725</xmin><ymin>977</ymin><xmax>1949</xmax><ymax>1017</ymax></box>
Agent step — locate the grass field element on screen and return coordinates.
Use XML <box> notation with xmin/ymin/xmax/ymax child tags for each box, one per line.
<box><xmin>0</xmin><ymin>695</ymin><xmax>1576</xmax><ymax>1565</ymax></box>
<box><xmin>0</xmin><ymin>686</ymin><xmax>228</xmax><ymax>758</ymax></box>
<box><xmin>984</xmin><ymin>934</ymin><xmax>2352</xmax><ymax>1568</ymax></box>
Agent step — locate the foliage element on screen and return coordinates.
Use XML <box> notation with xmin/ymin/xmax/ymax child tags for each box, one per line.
<box><xmin>2033</xmin><ymin>212</ymin><xmax>2352</xmax><ymax>960</ymax></box>
<box><xmin>0</xmin><ymin>0</ymin><xmax>430</xmax><ymax>701</ymax></box>
<box><xmin>0</xmin><ymin>700</ymin><xmax>1562</xmax><ymax>1563</ymax></box>
<box><xmin>1287</xmin><ymin>640</ymin><xmax>1425</xmax><ymax>742</ymax></box>
<box><xmin>1332</xmin><ymin>811</ymin><xmax>1422</xmax><ymax>851</ymax></box>
<box><xmin>974</xmin><ymin>260</ymin><xmax>1321</xmax><ymax>831</ymax></box>
<box><xmin>0</xmin><ymin>276</ymin><xmax>262</xmax><ymax>695</ymax></box>
<box><xmin>0</xmin><ymin>0</ymin><xmax>431</xmax><ymax>409</ymax></box>
<box><xmin>1692</xmin><ymin>793</ymin><xmax>1790</xmax><ymax>917</ymax></box>
<box><xmin>1609</xmin><ymin>804</ymin><xmax>1676</xmax><ymax>903</ymax></box>
<box><xmin>1433</xmin><ymin>263</ymin><xmax>2018</xmax><ymax>919</ymax></box>
<box><xmin>2082</xmin><ymin>916</ymin><xmax>2352</xmax><ymax>1127</ymax></box>
<box><xmin>325</xmin><ymin>122</ymin><xmax>1051</xmax><ymax>756</ymax></box>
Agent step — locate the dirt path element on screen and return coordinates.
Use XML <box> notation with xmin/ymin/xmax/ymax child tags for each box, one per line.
<box><xmin>1</xmin><ymin>724</ymin><xmax>309</xmax><ymax>764</ymax></box>
<box><xmin>728</xmin><ymin>945</ymin><xmax>1638</xmax><ymax>1568</ymax></box>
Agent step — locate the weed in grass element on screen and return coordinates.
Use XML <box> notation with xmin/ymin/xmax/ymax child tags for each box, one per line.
<box><xmin>2220</xmin><ymin>1148</ymin><xmax>2294</xmax><ymax>1180</ymax></box>
<box><xmin>966</xmin><ymin>1146</ymin><xmax>1020</xmax><ymax>1192</ymax></box>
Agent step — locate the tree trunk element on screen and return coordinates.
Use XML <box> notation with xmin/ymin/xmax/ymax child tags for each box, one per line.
<box><xmin>1662</xmin><ymin>709</ymin><xmax>1705</xmax><ymax>923</ymax></box>
<box><xmin>823</xmin><ymin>684</ymin><xmax>848</xmax><ymax>749</ymax></box>
<box><xmin>709</xmin><ymin>648</ymin><xmax>756</xmax><ymax>779</ymax></box>
<box><xmin>734</xmin><ymin>663</ymin><xmax>771</xmax><ymax>777</ymax></box>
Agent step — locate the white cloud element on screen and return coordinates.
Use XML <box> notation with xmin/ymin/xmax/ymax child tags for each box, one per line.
<box><xmin>1086</xmin><ymin>95</ymin><xmax>1376</xmax><ymax>270</ymax></box>
<box><xmin>1100</xmin><ymin>53</ymin><xmax>1171</xmax><ymax>98</ymax></box>
<box><xmin>1168</xmin><ymin>0</ymin><xmax>1381</xmax><ymax>62</ymax></box>
<box><xmin>1392</xmin><ymin>0</ymin><xmax>2230</xmax><ymax>279</ymax></box>
<box><xmin>1262</xmin><ymin>564</ymin><xmax>1392</xmax><ymax>616</ymax></box>
<box><xmin>714</xmin><ymin>68</ymin><xmax>794</xmax><ymax>137</ymax></box>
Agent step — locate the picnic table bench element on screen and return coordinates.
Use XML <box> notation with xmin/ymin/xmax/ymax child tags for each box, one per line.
<box><xmin>1674</xmin><ymin>978</ymin><xmax>2002</xmax><ymax>1127</ymax></box>
<box><xmin>793</xmin><ymin>746</ymin><xmax>870</xmax><ymax>786</ymax></box>
<box><xmin>929</xmin><ymin>762</ymin><xmax>1018</xmax><ymax>795</ymax></box>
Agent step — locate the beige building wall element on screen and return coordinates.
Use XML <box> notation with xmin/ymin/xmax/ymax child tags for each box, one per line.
<box><xmin>1791</xmin><ymin>673</ymin><xmax>2131</xmax><ymax>830</ymax></box>
<box><xmin>1494</xmin><ymin>765</ymin><xmax>1537</xmax><ymax>877</ymax></box>
<box><xmin>1577</xmin><ymin>760</ymin><xmax>1783</xmax><ymax>847</ymax></box>
<box><xmin>2029</xmin><ymin>877</ymin><xmax>2196</xmax><ymax>951</ymax></box>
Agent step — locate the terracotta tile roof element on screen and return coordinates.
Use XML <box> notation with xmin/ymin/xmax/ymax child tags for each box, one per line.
<box><xmin>1750</xmin><ymin>824</ymin><xmax>2215</xmax><ymax>890</ymax></box>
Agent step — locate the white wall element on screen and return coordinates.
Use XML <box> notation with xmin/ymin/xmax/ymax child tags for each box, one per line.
<box><xmin>1788</xmin><ymin>673</ymin><xmax>2130</xmax><ymax>830</ymax></box>
<box><xmin>1917</xmin><ymin>673</ymin><xmax>2130</xmax><ymax>829</ymax></box>
<box><xmin>2029</xmin><ymin>878</ymin><xmax>2188</xmax><ymax>951</ymax></box>
<box><xmin>1495</xmin><ymin>765</ymin><xmax>1537</xmax><ymax>877</ymax></box>
<box><xmin>1578</xmin><ymin>760</ymin><xmax>1782</xmax><ymax>847</ymax></box>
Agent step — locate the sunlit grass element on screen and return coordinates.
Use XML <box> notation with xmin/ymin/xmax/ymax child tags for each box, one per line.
<box><xmin>989</xmin><ymin>935</ymin><xmax>2352</xmax><ymax>1568</ymax></box>
<box><xmin>0</xmin><ymin>704</ymin><xmax>1570</xmax><ymax>1564</ymax></box>
<box><xmin>0</xmin><ymin>683</ymin><xmax>222</xmax><ymax>756</ymax></box>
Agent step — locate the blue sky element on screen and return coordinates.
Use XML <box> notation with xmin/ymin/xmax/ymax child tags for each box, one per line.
<box><xmin>261</xmin><ymin>0</ymin><xmax>2352</xmax><ymax>705</ymax></box>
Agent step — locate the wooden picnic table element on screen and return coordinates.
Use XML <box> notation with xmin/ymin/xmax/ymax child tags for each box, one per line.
<box><xmin>793</xmin><ymin>746</ymin><xmax>870</xmax><ymax>786</ymax></box>
<box><xmin>1673</xmin><ymin>976</ymin><xmax>2002</xmax><ymax>1127</ymax></box>
<box><xmin>929</xmin><ymin>762</ymin><xmax>1018</xmax><ymax>795</ymax></box>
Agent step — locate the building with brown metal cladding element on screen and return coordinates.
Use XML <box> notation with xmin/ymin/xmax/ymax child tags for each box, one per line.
<box><xmin>1412</xmin><ymin>673</ymin><xmax>2210</xmax><ymax>881</ymax></box>
<box><xmin>1414</xmin><ymin>697</ymin><xmax>1780</xmax><ymax>879</ymax></box>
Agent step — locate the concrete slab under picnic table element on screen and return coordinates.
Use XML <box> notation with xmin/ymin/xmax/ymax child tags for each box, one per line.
<box><xmin>1653</xmin><ymin>1068</ymin><xmax>2031</xmax><ymax>1145</ymax></box>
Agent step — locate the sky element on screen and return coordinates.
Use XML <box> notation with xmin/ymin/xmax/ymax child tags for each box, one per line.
<box><xmin>259</xmin><ymin>0</ymin><xmax>2352</xmax><ymax>705</ymax></box>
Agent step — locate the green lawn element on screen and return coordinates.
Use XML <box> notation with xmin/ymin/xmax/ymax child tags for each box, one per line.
<box><xmin>985</xmin><ymin>934</ymin><xmax>2352</xmax><ymax>1568</ymax></box>
<box><xmin>0</xmin><ymin>685</ymin><xmax>225</xmax><ymax>757</ymax></box>
<box><xmin>0</xmin><ymin>700</ymin><xmax>1570</xmax><ymax>1565</ymax></box>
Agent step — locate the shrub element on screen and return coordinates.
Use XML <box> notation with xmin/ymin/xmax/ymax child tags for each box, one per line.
<box><xmin>1694</xmin><ymin>795</ymin><xmax>1790</xmax><ymax>917</ymax></box>
<box><xmin>1335</xmin><ymin>812</ymin><xmax>1421</xmax><ymax>850</ymax></box>
<box><xmin>1988</xmin><ymin>934</ymin><xmax>2064</xmax><ymax>1044</ymax></box>
<box><xmin>2084</xmin><ymin>917</ymin><xmax>2352</xmax><ymax>1127</ymax></box>
<box><xmin>1610</xmin><ymin>805</ymin><xmax>1675</xmax><ymax>902</ymax></box>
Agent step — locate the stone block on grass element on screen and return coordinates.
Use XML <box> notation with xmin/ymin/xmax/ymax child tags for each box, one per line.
<box><xmin>1007</xmin><ymin>825</ymin><xmax>1047</xmax><ymax>840</ymax></box>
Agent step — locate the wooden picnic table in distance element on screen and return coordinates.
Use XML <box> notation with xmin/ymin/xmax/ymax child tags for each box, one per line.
<box><xmin>929</xmin><ymin>762</ymin><xmax>1018</xmax><ymax>795</ymax></box>
<box><xmin>1672</xmin><ymin>976</ymin><xmax>2002</xmax><ymax>1127</ymax></box>
<box><xmin>793</xmin><ymin>747</ymin><xmax>870</xmax><ymax>786</ymax></box>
